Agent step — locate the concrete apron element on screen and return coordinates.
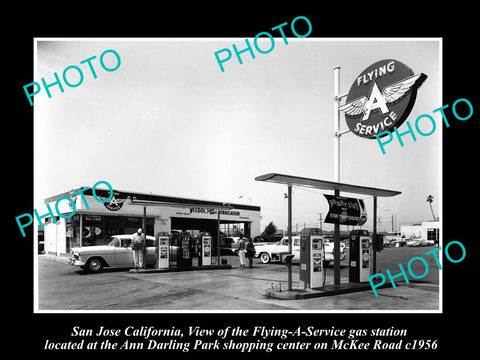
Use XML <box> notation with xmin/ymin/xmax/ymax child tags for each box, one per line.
<box><xmin>265</xmin><ymin>281</ymin><xmax>394</xmax><ymax>300</ymax></box>
<box><xmin>129</xmin><ymin>264</ymin><xmax>370</xmax><ymax>300</ymax></box>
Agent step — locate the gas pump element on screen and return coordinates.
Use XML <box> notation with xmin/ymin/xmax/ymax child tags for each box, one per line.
<box><xmin>155</xmin><ymin>232</ymin><xmax>170</xmax><ymax>269</ymax></box>
<box><xmin>199</xmin><ymin>231</ymin><xmax>212</xmax><ymax>266</ymax></box>
<box><xmin>299</xmin><ymin>227</ymin><xmax>325</xmax><ymax>289</ymax></box>
<box><xmin>179</xmin><ymin>231</ymin><xmax>193</xmax><ymax>267</ymax></box>
<box><xmin>349</xmin><ymin>229</ymin><xmax>371</xmax><ymax>283</ymax></box>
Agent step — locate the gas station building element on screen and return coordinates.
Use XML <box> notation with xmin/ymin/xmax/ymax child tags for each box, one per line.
<box><xmin>42</xmin><ymin>187</ymin><xmax>261</xmax><ymax>256</ymax></box>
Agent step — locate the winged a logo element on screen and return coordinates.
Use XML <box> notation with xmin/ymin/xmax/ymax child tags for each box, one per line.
<box><xmin>98</xmin><ymin>192</ymin><xmax>126</xmax><ymax>211</ymax></box>
<box><xmin>339</xmin><ymin>59</ymin><xmax>427</xmax><ymax>139</ymax></box>
<box><xmin>339</xmin><ymin>74</ymin><xmax>423</xmax><ymax>121</ymax></box>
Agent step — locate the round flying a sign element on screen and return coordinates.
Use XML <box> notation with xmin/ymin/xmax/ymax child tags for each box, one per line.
<box><xmin>340</xmin><ymin>59</ymin><xmax>427</xmax><ymax>139</ymax></box>
<box><xmin>97</xmin><ymin>191</ymin><xmax>126</xmax><ymax>211</ymax></box>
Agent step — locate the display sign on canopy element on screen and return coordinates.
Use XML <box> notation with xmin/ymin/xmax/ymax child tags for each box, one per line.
<box><xmin>323</xmin><ymin>194</ymin><xmax>367</xmax><ymax>226</ymax></box>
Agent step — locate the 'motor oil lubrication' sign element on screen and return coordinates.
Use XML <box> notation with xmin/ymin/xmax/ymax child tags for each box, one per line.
<box><xmin>339</xmin><ymin>59</ymin><xmax>427</xmax><ymax>139</ymax></box>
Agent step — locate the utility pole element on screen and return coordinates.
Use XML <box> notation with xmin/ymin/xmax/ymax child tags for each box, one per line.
<box><xmin>143</xmin><ymin>206</ymin><xmax>147</xmax><ymax>270</ymax></box>
<box><xmin>391</xmin><ymin>214</ymin><xmax>394</xmax><ymax>232</ymax></box>
<box><xmin>287</xmin><ymin>184</ymin><xmax>293</xmax><ymax>291</ymax></box>
<box><xmin>318</xmin><ymin>213</ymin><xmax>323</xmax><ymax>231</ymax></box>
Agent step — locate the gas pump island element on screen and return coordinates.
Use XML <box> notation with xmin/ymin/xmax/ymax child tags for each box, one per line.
<box><xmin>299</xmin><ymin>228</ymin><xmax>374</xmax><ymax>289</ymax></box>
<box><xmin>153</xmin><ymin>231</ymin><xmax>215</xmax><ymax>271</ymax></box>
<box><xmin>256</xmin><ymin>173</ymin><xmax>400</xmax><ymax>295</ymax></box>
<box><xmin>125</xmin><ymin>198</ymin><xmax>236</xmax><ymax>273</ymax></box>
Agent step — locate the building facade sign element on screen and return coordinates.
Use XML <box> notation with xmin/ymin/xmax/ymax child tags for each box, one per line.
<box><xmin>189</xmin><ymin>208</ymin><xmax>241</xmax><ymax>216</ymax></box>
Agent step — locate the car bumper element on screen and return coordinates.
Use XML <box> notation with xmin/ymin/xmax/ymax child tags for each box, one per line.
<box><xmin>325</xmin><ymin>253</ymin><xmax>345</xmax><ymax>261</ymax></box>
<box><xmin>68</xmin><ymin>257</ymin><xmax>86</xmax><ymax>266</ymax></box>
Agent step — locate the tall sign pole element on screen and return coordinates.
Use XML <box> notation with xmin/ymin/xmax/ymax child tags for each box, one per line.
<box><xmin>373</xmin><ymin>196</ymin><xmax>377</xmax><ymax>274</ymax></box>
<box><xmin>217</xmin><ymin>210</ymin><xmax>221</xmax><ymax>266</ymax></box>
<box><xmin>143</xmin><ymin>205</ymin><xmax>147</xmax><ymax>270</ymax></box>
<box><xmin>333</xmin><ymin>66</ymin><xmax>341</xmax><ymax>182</ymax></box>
<box><xmin>333</xmin><ymin>60</ymin><xmax>425</xmax><ymax>283</ymax></box>
<box><xmin>333</xmin><ymin>66</ymin><xmax>342</xmax><ymax>285</ymax></box>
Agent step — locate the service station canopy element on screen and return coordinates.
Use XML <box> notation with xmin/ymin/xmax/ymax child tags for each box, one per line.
<box><xmin>255</xmin><ymin>172</ymin><xmax>401</xmax><ymax>288</ymax></box>
<box><xmin>254</xmin><ymin>173</ymin><xmax>401</xmax><ymax>198</ymax></box>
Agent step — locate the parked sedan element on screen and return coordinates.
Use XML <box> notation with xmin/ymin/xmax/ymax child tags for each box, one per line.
<box><xmin>68</xmin><ymin>234</ymin><xmax>178</xmax><ymax>273</ymax></box>
<box><xmin>220</xmin><ymin>237</ymin><xmax>240</xmax><ymax>255</ymax></box>
<box><xmin>406</xmin><ymin>238</ymin><xmax>426</xmax><ymax>247</ymax></box>
<box><xmin>254</xmin><ymin>236</ymin><xmax>345</xmax><ymax>264</ymax></box>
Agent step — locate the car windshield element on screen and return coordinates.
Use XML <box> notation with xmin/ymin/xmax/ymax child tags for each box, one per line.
<box><xmin>108</xmin><ymin>237</ymin><xmax>134</xmax><ymax>247</ymax></box>
<box><xmin>108</xmin><ymin>237</ymin><xmax>121</xmax><ymax>247</ymax></box>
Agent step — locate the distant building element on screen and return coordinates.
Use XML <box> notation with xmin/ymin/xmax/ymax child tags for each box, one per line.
<box><xmin>401</xmin><ymin>221</ymin><xmax>440</xmax><ymax>244</ymax></box>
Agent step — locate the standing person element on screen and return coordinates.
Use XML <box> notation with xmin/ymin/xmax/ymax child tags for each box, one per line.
<box><xmin>238</xmin><ymin>234</ymin><xmax>246</xmax><ymax>269</ymax></box>
<box><xmin>132</xmin><ymin>228</ymin><xmax>145</xmax><ymax>269</ymax></box>
<box><xmin>246</xmin><ymin>237</ymin><xmax>256</xmax><ymax>268</ymax></box>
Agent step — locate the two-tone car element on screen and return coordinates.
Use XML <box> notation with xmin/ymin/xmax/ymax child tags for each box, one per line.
<box><xmin>68</xmin><ymin>234</ymin><xmax>178</xmax><ymax>273</ymax></box>
<box><xmin>254</xmin><ymin>236</ymin><xmax>345</xmax><ymax>265</ymax></box>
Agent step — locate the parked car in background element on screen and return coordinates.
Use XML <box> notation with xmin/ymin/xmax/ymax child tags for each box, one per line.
<box><xmin>406</xmin><ymin>238</ymin><xmax>424</xmax><ymax>247</ymax></box>
<box><xmin>323</xmin><ymin>239</ymin><xmax>346</xmax><ymax>264</ymax></box>
<box><xmin>221</xmin><ymin>237</ymin><xmax>241</xmax><ymax>255</ymax></box>
<box><xmin>384</xmin><ymin>232</ymin><xmax>403</xmax><ymax>247</ymax></box>
<box><xmin>254</xmin><ymin>236</ymin><xmax>345</xmax><ymax>265</ymax></box>
<box><xmin>69</xmin><ymin>234</ymin><xmax>179</xmax><ymax>273</ymax></box>
<box><xmin>383</xmin><ymin>236</ymin><xmax>393</xmax><ymax>247</ymax></box>
<box><xmin>390</xmin><ymin>237</ymin><xmax>407</xmax><ymax>247</ymax></box>
<box><xmin>406</xmin><ymin>238</ymin><xmax>432</xmax><ymax>247</ymax></box>
<box><xmin>253</xmin><ymin>234</ymin><xmax>283</xmax><ymax>246</ymax></box>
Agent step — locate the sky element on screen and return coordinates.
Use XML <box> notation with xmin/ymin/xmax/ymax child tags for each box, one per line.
<box><xmin>34</xmin><ymin>38</ymin><xmax>441</xmax><ymax>233</ymax></box>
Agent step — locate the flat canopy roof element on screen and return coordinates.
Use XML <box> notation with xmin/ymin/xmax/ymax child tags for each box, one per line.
<box><xmin>44</xmin><ymin>187</ymin><xmax>261</xmax><ymax>211</ymax></box>
<box><xmin>255</xmin><ymin>173</ymin><xmax>401</xmax><ymax>198</ymax></box>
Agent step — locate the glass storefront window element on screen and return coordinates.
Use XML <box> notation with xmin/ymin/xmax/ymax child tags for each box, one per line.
<box><xmin>83</xmin><ymin>215</ymin><xmax>103</xmax><ymax>246</ymax></box>
<box><xmin>65</xmin><ymin>214</ymin><xmax>155</xmax><ymax>250</ymax></box>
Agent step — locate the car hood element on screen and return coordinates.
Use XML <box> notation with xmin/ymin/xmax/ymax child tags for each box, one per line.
<box><xmin>324</xmin><ymin>243</ymin><xmax>344</xmax><ymax>253</ymax></box>
<box><xmin>71</xmin><ymin>245</ymin><xmax>114</xmax><ymax>253</ymax></box>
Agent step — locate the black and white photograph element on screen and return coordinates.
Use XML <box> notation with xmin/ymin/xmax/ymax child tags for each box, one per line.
<box><xmin>32</xmin><ymin>37</ymin><xmax>442</xmax><ymax>313</ymax></box>
<box><xmin>8</xmin><ymin>5</ymin><xmax>477</xmax><ymax>357</ymax></box>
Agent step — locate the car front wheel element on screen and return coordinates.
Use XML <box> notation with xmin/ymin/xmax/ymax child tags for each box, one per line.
<box><xmin>259</xmin><ymin>252</ymin><xmax>271</xmax><ymax>264</ymax></box>
<box><xmin>86</xmin><ymin>258</ymin><xmax>104</xmax><ymax>273</ymax></box>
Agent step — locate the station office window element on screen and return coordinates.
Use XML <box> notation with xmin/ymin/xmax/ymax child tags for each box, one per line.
<box><xmin>66</xmin><ymin>215</ymin><xmax>154</xmax><ymax>250</ymax></box>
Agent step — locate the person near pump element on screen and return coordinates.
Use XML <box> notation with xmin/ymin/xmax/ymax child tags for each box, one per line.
<box><xmin>238</xmin><ymin>234</ymin><xmax>246</xmax><ymax>268</ymax></box>
<box><xmin>132</xmin><ymin>228</ymin><xmax>145</xmax><ymax>269</ymax></box>
<box><xmin>246</xmin><ymin>237</ymin><xmax>256</xmax><ymax>268</ymax></box>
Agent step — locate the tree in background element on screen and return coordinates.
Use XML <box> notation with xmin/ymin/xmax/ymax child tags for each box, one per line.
<box><xmin>426</xmin><ymin>195</ymin><xmax>436</xmax><ymax>221</ymax></box>
<box><xmin>262</xmin><ymin>221</ymin><xmax>277</xmax><ymax>240</ymax></box>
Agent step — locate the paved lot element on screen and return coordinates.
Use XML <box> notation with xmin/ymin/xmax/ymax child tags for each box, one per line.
<box><xmin>37</xmin><ymin>246</ymin><xmax>439</xmax><ymax>311</ymax></box>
